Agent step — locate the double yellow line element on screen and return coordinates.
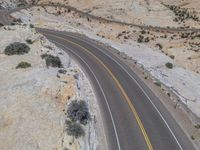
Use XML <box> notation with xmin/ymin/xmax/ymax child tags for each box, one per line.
<box><xmin>45</xmin><ymin>32</ymin><xmax>153</xmax><ymax>150</ymax></box>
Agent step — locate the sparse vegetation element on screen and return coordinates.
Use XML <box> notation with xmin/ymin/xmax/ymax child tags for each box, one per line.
<box><xmin>144</xmin><ymin>37</ymin><xmax>150</xmax><ymax>42</ymax></box>
<box><xmin>65</xmin><ymin>121</ymin><xmax>85</xmax><ymax>138</ymax></box>
<box><xmin>41</xmin><ymin>54</ymin><xmax>63</xmax><ymax>68</ymax></box>
<box><xmin>5</xmin><ymin>42</ymin><xmax>30</xmax><ymax>55</ymax></box>
<box><xmin>156</xmin><ymin>43</ymin><xmax>163</xmax><ymax>50</ymax></box>
<box><xmin>13</xmin><ymin>18</ymin><xmax>22</xmax><ymax>23</ymax></box>
<box><xmin>191</xmin><ymin>34</ymin><xmax>200</xmax><ymax>40</ymax></box>
<box><xmin>169</xmin><ymin>55</ymin><xmax>175</xmax><ymax>59</ymax></box>
<box><xmin>167</xmin><ymin>93</ymin><xmax>171</xmax><ymax>97</ymax></box>
<box><xmin>141</xmin><ymin>30</ymin><xmax>146</xmax><ymax>34</ymax></box>
<box><xmin>26</xmin><ymin>39</ymin><xmax>33</xmax><ymax>44</ymax></box>
<box><xmin>191</xmin><ymin>135</ymin><xmax>195</xmax><ymax>140</ymax></box>
<box><xmin>194</xmin><ymin>124</ymin><xmax>200</xmax><ymax>129</ymax></box>
<box><xmin>16</xmin><ymin>62</ymin><xmax>31</xmax><ymax>69</ymax></box>
<box><xmin>137</xmin><ymin>35</ymin><xmax>150</xmax><ymax>43</ymax></box>
<box><xmin>58</xmin><ymin>69</ymin><xmax>67</xmax><ymax>74</ymax></box>
<box><xmin>67</xmin><ymin>100</ymin><xmax>90</xmax><ymax>125</ymax></box>
<box><xmin>165</xmin><ymin>62</ymin><xmax>173</xmax><ymax>69</ymax></box>
<box><xmin>65</xmin><ymin>100</ymin><xmax>90</xmax><ymax>138</ymax></box>
<box><xmin>164</xmin><ymin>4</ymin><xmax>199</xmax><ymax>22</ymax></box>
<box><xmin>154</xmin><ymin>81</ymin><xmax>161</xmax><ymax>87</ymax></box>
<box><xmin>137</xmin><ymin>35</ymin><xmax>144</xmax><ymax>43</ymax></box>
<box><xmin>181</xmin><ymin>32</ymin><xmax>190</xmax><ymax>38</ymax></box>
<box><xmin>29</xmin><ymin>24</ymin><xmax>34</xmax><ymax>28</ymax></box>
<box><xmin>17</xmin><ymin>2</ymin><xmax>27</xmax><ymax>7</ymax></box>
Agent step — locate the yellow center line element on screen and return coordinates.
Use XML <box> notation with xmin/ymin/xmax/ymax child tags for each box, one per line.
<box><xmin>44</xmin><ymin>32</ymin><xmax>153</xmax><ymax>150</ymax></box>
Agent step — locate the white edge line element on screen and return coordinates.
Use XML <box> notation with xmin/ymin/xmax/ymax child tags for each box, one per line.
<box><xmin>50</xmin><ymin>39</ymin><xmax>122</xmax><ymax>150</ymax></box>
<box><xmin>53</xmin><ymin>32</ymin><xmax>183</xmax><ymax>150</ymax></box>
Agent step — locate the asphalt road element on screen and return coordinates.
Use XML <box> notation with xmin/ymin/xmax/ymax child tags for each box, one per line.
<box><xmin>0</xmin><ymin>6</ymin><xmax>196</xmax><ymax>150</ymax></box>
<box><xmin>34</xmin><ymin>28</ymin><xmax>195</xmax><ymax>150</ymax></box>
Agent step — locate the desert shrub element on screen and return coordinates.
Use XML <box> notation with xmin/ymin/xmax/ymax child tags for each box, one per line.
<box><xmin>17</xmin><ymin>3</ymin><xmax>26</xmax><ymax>7</ymax></box>
<box><xmin>41</xmin><ymin>54</ymin><xmax>63</xmax><ymax>68</ymax></box>
<box><xmin>165</xmin><ymin>62</ymin><xmax>173</xmax><ymax>69</ymax></box>
<box><xmin>164</xmin><ymin>4</ymin><xmax>199</xmax><ymax>22</ymax></box>
<box><xmin>144</xmin><ymin>37</ymin><xmax>150</xmax><ymax>42</ymax></box>
<box><xmin>13</xmin><ymin>18</ymin><xmax>22</xmax><ymax>23</ymax></box>
<box><xmin>67</xmin><ymin>100</ymin><xmax>90</xmax><ymax>125</ymax></box>
<box><xmin>11</xmin><ymin>22</ymin><xmax>16</xmax><ymax>26</ymax></box>
<box><xmin>57</xmin><ymin>10</ymin><xmax>61</xmax><ymax>15</ymax></box>
<box><xmin>29</xmin><ymin>24</ymin><xmax>34</xmax><ymax>28</ymax></box>
<box><xmin>16</xmin><ymin>62</ymin><xmax>31</xmax><ymax>69</ymax></box>
<box><xmin>181</xmin><ymin>33</ymin><xmax>190</xmax><ymax>38</ymax></box>
<box><xmin>66</xmin><ymin>121</ymin><xmax>85</xmax><ymax>138</ymax></box>
<box><xmin>156</xmin><ymin>43</ymin><xmax>163</xmax><ymax>49</ymax></box>
<box><xmin>41</xmin><ymin>53</ymin><xmax>48</xmax><ymax>59</ymax></box>
<box><xmin>137</xmin><ymin>35</ymin><xmax>150</xmax><ymax>43</ymax></box>
<box><xmin>169</xmin><ymin>55</ymin><xmax>175</xmax><ymax>59</ymax></box>
<box><xmin>26</xmin><ymin>39</ymin><xmax>33</xmax><ymax>44</ymax></box>
<box><xmin>154</xmin><ymin>82</ymin><xmax>161</xmax><ymax>87</ymax></box>
<box><xmin>167</xmin><ymin>93</ymin><xmax>171</xmax><ymax>97</ymax></box>
<box><xmin>137</xmin><ymin>35</ymin><xmax>144</xmax><ymax>43</ymax></box>
<box><xmin>5</xmin><ymin>42</ymin><xmax>30</xmax><ymax>55</ymax></box>
<box><xmin>58</xmin><ymin>69</ymin><xmax>67</xmax><ymax>74</ymax></box>
<box><xmin>194</xmin><ymin>124</ymin><xmax>200</xmax><ymax>129</ymax></box>
<box><xmin>141</xmin><ymin>30</ymin><xmax>146</xmax><ymax>34</ymax></box>
<box><xmin>191</xmin><ymin>135</ymin><xmax>195</xmax><ymax>140</ymax></box>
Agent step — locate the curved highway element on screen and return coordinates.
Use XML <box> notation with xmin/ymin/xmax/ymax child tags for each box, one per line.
<box><xmin>36</xmin><ymin>29</ymin><xmax>195</xmax><ymax>150</ymax></box>
<box><xmin>0</xmin><ymin>7</ymin><xmax>197</xmax><ymax>150</ymax></box>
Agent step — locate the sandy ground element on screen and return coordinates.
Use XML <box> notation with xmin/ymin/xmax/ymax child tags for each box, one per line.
<box><xmin>0</xmin><ymin>25</ymin><xmax>101</xmax><ymax>150</ymax></box>
<box><xmin>37</xmin><ymin>0</ymin><xmax>200</xmax><ymax>28</ymax></box>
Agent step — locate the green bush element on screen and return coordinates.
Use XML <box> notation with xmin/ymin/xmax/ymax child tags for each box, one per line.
<box><xmin>67</xmin><ymin>100</ymin><xmax>90</xmax><ymax>125</ymax></box>
<box><xmin>66</xmin><ymin>121</ymin><xmax>85</xmax><ymax>138</ymax></box>
<box><xmin>41</xmin><ymin>54</ymin><xmax>63</xmax><ymax>68</ymax></box>
<box><xmin>5</xmin><ymin>42</ymin><xmax>30</xmax><ymax>55</ymax></box>
<box><xmin>165</xmin><ymin>62</ymin><xmax>173</xmax><ymax>69</ymax></box>
<box><xmin>16</xmin><ymin>62</ymin><xmax>31</xmax><ymax>69</ymax></box>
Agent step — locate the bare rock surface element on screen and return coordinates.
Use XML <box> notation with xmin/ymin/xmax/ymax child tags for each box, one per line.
<box><xmin>0</xmin><ymin>25</ymin><xmax>100</xmax><ymax>150</ymax></box>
